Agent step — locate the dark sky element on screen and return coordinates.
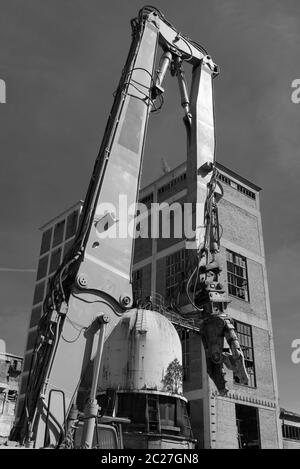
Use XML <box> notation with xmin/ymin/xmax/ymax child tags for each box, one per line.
<box><xmin>0</xmin><ymin>0</ymin><xmax>300</xmax><ymax>413</ymax></box>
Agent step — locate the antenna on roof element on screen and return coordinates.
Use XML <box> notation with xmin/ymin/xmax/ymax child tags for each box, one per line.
<box><xmin>161</xmin><ymin>157</ymin><xmax>171</xmax><ymax>174</ymax></box>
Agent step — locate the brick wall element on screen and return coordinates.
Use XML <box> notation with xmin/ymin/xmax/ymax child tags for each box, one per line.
<box><xmin>221</xmin><ymin>180</ymin><xmax>257</xmax><ymax>211</ymax></box>
<box><xmin>219</xmin><ymin>199</ymin><xmax>261</xmax><ymax>256</ymax></box>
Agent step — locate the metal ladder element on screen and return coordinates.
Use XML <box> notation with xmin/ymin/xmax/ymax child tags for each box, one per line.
<box><xmin>146</xmin><ymin>394</ymin><xmax>161</xmax><ymax>433</ymax></box>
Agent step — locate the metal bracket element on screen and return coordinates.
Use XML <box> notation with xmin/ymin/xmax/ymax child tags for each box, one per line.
<box><xmin>202</xmin><ymin>55</ymin><xmax>219</xmax><ymax>77</ymax></box>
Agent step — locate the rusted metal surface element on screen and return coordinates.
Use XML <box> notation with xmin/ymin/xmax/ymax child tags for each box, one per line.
<box><xmin>99</xmin><ymin>309</ymin><xmax>183</xmax><ymax>394</ymax></box>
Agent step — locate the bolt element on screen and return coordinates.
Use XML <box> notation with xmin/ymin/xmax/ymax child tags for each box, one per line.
<box><xmin>120</xmin><ymin>295</ymin><xmax>132</xmax><ymax>308</ymax></box>
<box><xmin>98</xmin><ymin>314</ymin><xmax>110</xmax><ymax>325</ymax></box>
<box><xmin>77</xmin><ymin>274</ymin><xmax>88</xmax><ymax>288</ymax></box>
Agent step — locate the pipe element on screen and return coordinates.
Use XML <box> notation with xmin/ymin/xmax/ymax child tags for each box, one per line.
<box><xmin>81</xmin><ymin>314</ymin><xmax>109</xmax><ymax>448</ymax></box>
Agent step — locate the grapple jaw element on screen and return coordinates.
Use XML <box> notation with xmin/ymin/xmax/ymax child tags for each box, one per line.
<box><xmin>200</xmin><ymin>310</ymin><xmax>249</xmax><ymax>394</ymax></box>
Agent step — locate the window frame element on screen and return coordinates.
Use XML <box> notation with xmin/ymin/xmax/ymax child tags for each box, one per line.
<box><xmin>233</xmin><ymin>320</ymin><xmax>256</xmax><ymax>388</ymax></box>
<box><xmin>166</xmin><ymin>249</ymin><xmax>187</xmax><ymax>300</ymax></box>
<box><xmin>132</xmin><ymin>269</ymin><xmax>143</xmax><ymax>293</ymax></box>
<box><xmin>226</xmin><ymin>249</ymin><xmax>250</xmax><ymax>302</ymax></box>
<box><xmin>179</xmin><ymin>329</ymin><xmax>190</xmax><ymax>382</ymax></box>
<box><xmin>282</xmin><ymin>423</ymin><xmax>300</xmax><ymax>441</ymax></box>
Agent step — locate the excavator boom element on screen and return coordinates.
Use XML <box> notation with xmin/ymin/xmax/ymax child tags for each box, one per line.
<box><xmin>14</xmin><ymin>6</ymin><xmax>247</xmax><ymax>448</ymax></box>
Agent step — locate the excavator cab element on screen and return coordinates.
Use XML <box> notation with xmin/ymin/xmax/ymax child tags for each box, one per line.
<box><xmin>72</xmin><ymin>416</ymin><xmax>129</xmax><ymax>449</ymax></box>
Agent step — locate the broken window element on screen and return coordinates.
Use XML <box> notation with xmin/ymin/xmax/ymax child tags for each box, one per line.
<box><xmin>226</xmin><ymin>250</ymin><xmax>249</xmax><ymax>301</ymax></box>
<box><xmin>236</xmin><ymin>404</ymin><xmax>261</xmax><ymax>449</ymax></box>
<box><xmin>166</xmin><ymin>249</ymin><xmax>187</xmax><ymax>300</ymax></box>
<box><xmin>233</xmin><ymin>321</ymin><xmax>256</xmax><ymax>388</ymax></box>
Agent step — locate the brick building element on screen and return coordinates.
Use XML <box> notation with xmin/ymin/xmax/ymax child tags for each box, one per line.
<box><xmin>132</xmin><ymin>161</ymin><xmax>282</xmax><ymax>449</ymax></box>
<box><xmin>0</xmin><ymin>341</ymin><xmax>23</xmax><ymax>443</ymax></box>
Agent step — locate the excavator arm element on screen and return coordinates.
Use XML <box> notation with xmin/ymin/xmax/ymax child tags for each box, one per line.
<box><xmin>14</xmin><ymin>6</ymin><xmax>247</xmax><ymax>448</ymax></box>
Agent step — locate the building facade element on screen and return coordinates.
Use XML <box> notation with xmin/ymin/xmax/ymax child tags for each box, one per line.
<box><xmin>280</xmin><ymin>408</ymin><xmax>300</xmax><ymax>449</ymax></box>
<box><xmin>15</xmin><ymin>202</ymin><xmax>82</xmax><ymax>427</ymax></box>
<box><xmin>0</xmin><ymin>341</ymin><xmax>23</xmax><ymax>443</ymax></box>
<box><xmin>132</xmin><ymin>162</ymin><xmax>282</xmax><ymax>449</ymax></box>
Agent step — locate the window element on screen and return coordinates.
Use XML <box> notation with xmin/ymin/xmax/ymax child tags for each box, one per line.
<box><xmin>40</xmin><ymin>228</ymin><xmax>52</xmax><ymax>255</ymax></box>
<box><xmin>46</xmin><ymin>275</ymin><xmax>55</xmax><ymax>295</ymax></box>
<box><xmin>53</xmin><ymin>220</ymin><xmax>65</xmax><ymax>247</ymax></box>
<box><xmin>166</xmin><ymin>249</ymin><xmax>187</xmax><ymax>300</ymax></box>
<box><xmin>234</xmin><ymin>321</ymin><xmax>256</xmax><ymax>388</ymax></box>
<box><xmin>179</xmin><ymin>329</ymin><xmax>190</xmax><ymax>381</ymax></box>
<box><xmin>66</xmin><ymin>210</ymin><xmax>79</xmax><ymax>239</ymax></box>
<box><xmin>237</xmin><ymin>183</ymin><xmax>256</xmax><ymax>199</ymax></box>
<box><xmin>217</xmin><ymin>173</ymin><xmax>256</xmax><ymax>200</ymax></box>
<box><xmin>116</xmin><ymin>392</ymin><xmax>193</xmax><ymax>439</ymax></box>
<box><xmin>159</xmin><ymin>395</ymin><xmax>175</xmax><ymax>427</ymax></box>
<box><xmin>29</xmin><ymin>305</ymin><xmax>43</xmax><ymax>329</ymax></box>
<box><xmin>117</xmin><ymin>393</ymin><xmax>146</xmax><ymax>431</ymax></box>
<box><xmin>63</xmin><ymin>239</ymin><xmax>74</xmax><ymax>258</ymax></box>
<box><xmin>26</xmin><ymin>330</ymin><xmax>38</xmax><ymax>352</ymax></box>
<box><xmin>226</xmin><ymin>250</ymin><xmax>249</xmax><ymax>301</ymax></box>
<box><xmin>7</xmin><ymin>390</ymin><xmax>17</xmax><ymax>402</ymax></box>
<box><xmin>282</xmin><ymin>424</ymin><xmax>300</xmax><ymax>440</ymax></box>
<box><xmin>33</xmin><ymin>281</ymin><xmax>45</xmax><ymax>305</ymax></box>
<box><xmin>132</xmin><ymin>269</ymin><xmax>143</xmax><ymax>293</ymax></box>
<box><xmin>140</xmin><ymin>193</ymin><xmax>153</xmax><ymax>208</ymax></box>
<box><xmin>49</xmin><ymin>247</ymin><xmax>62</xmax><ymax>274</ymax></box>
<box><xmin>218</xmin><ymin>173</ymin><xmax>231</xmax><ymax>185</ymax></box>
<box><xmin>157</xmin><ymin>173</ymin><xmax>186</xmax><ymax>195</ymax></box>
<box><xmin>36</xmin><ymin>255</ymin><xmax>48</xmax><ymax>281</ymax></box>
<box><xmin>236</xmin><ymin>404</ymin><xmax>261</xmax><ymax>449</ymax></box>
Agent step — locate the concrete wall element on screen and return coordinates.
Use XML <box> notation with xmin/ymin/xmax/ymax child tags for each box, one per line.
<box><xmin>259</xmin><ymin>408</ymin><xmax>280</xmax><ymax>448</ymax></box>
<box><xmin>215</xmin><ymin>399</ymin><xmax>239</xmax><ymax>449</ymax></box>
